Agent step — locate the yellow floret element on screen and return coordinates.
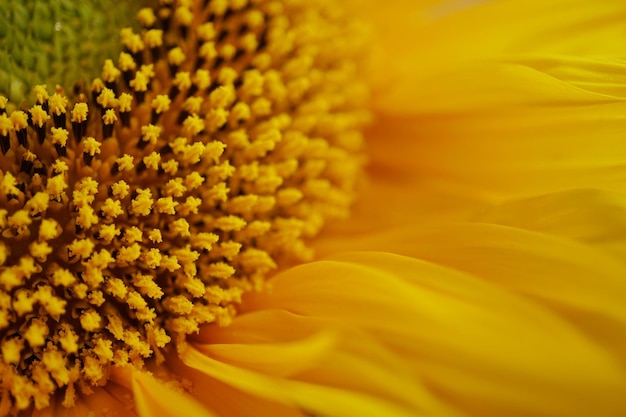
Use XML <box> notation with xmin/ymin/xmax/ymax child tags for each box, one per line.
<box><xmin>111</xmin><ymin>180</ymin><xmax>130</xmax><ymax>198</ymax></box>
<box><xmin>143</xmin><ymin>151</ymin><xmax>161</xmax><ymax>170</ymax></box>
<box><xmin>10</xmin><ymin>110</ymin><xmax>28</xmax><ymax>130</ymax></box>
<box><xmin>102</xmin><ymin>109</ymin><xmax>118</xmax><ymax>126</ymax></box>
<box><xmin>79</xmin><ymin>310</ymin><xmax>102</xmax><ymax>332</ymax></box>
<box><xmin>101</xmin><ymin>59</ymin><xmax>121</xmax><ymax>83</ymax></box>
<box><xmin>151</xmin><ymin>95</ymin><xmax>171</xmax><ymax>114</ymax></box>
<box><xmin>24</xmin><ymin>319</ymin><xmax>49</xmax><ymax>347</ymax></box>
<box><xmin>50</xmin><ymin>127</ymin><xmax>69</xmax><ymax>146</ymax></box>
<box><xmin>48</xmin><ymin>93</ymin><xmax>68</xmax><ymax>115</ymax></box>
<box><xmin>2</xmin><ymin>338</ymin><xmax>24</xmax><ymax>365</ymax></box>
<box><xmin>50</xmin><ymin>268</ymin><xmax>76</xmax><ymax>287</ymax></box>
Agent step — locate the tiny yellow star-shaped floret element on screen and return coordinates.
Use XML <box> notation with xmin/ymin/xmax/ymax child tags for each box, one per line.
<box><xmin>79</xmin><ymin>310</ymin><xmax>102</xmax><ymax>332</ymax></box>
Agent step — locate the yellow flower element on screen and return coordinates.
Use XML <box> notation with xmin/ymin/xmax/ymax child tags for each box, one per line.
<box><xmin>1</xmin><ymin>1</ymin><xmax>626</xmax><ymax>417</ymax></box>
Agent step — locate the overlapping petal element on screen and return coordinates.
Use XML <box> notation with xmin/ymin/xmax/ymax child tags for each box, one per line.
<box><xmin>176</xmin><ymin>309</ymin><xmax>455</xmax><ymax>417</ymax></box>
<box><xmin>185</xmin><ymin>250</ymin><xmax>626</xmax><ymax>417</ymax></box>
<box><xmin>361</xmin><ymin>64</ymin><xmax>626</xmax><ymax>212</ymax></box>
<box><xmin>347</xmin><ymin>0</ymin><xmax>626</xmax><ymax>208</ymax></box>
<box><xmin>346</xmin><ymin>0</ymin><xmax>626</xmax><ymax>109</ymax></box>
<box><xmin>130</xmin><ymin>370</ymin><xmax>214</xmax><ymax>417</ymax></box>
<box><xmin>477</xmin><ymin>188</ymin><xmax>626</xmax><ymax>256</ymax></box>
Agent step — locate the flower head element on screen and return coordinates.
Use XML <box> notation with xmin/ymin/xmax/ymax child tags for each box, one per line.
<box><xmin>3</xmin><ymin>0</ymin><xmax>626</xmax><ymax>416</ymax></box>
<box><xmin>0</xmin><ymin>0</ymin><xmax>368</xmax><ymax>412</ymax></box>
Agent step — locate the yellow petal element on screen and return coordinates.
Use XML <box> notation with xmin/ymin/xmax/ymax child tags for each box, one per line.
<box><xmin>244</xmin><ymin>251</ymin><xmax>626</xmax><ymax>417</ymax></box>
<box><xmin>129</xmin><ymin>368</ymin><xmax>215</xmax><ymax>417</ymax></box>
<box><xmin>193</xmin><ymin>329</ymin><xmax>336</xmax><ymax>378</ymax></box>
<box><xmin>511</xmin><ymin>56</ymin><xmax>626</xmax><ymax>98</ymax></box>
<box><xmin>180</xmin><ymin>344</ymin><xmax>425</xmax><ymax>417</ymax></box>
<box><xmin>477</xmin><ymin>188</ymin><xmax>626</xmax><ymax>256</ymax></box>
<box><xmin>383</xmin><ymin>60</ymin><xmax>625</xmax><ymax>115</ymax></box>
<box><xmin>348</xmin><ymin>0</ymin><xmax>626</xmax><ymax>112</ymax></box>
<box><xmin>165</xmin><ymin>349</ymin><xmax>308</xmax><ymax>417</ymax></box>
<box><xmin>369</xmin><ymin>100</ymin><xmax>626</xmax><ymax>200</ymax></box>
<box><xmin>317</xmin><ymin>223</ymin><xmax>626</xmax><ymax>360</ymax></box>
<box><xmin>191</xmin><ymin>309</ymin><xmax>458</xmax><ymax>417</ymax></box>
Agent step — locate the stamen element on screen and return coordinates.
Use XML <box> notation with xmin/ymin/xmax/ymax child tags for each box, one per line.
<box><xmin>71</xmin><ymin>103</ymin><xmax>89</xmax><ymax>143</ymax></box>
<box><xmin>102</xmin><ymin>110</ymin><xmax>118</xmax><ymax>138</ymax></box>
<box><xmin>30</xmin><ymin>104</ymin><xmax>50</xmax><ymax>144</ymax></box>
<box><xmin>48</xmin><ymin>93</ymin><xmax>69</xmax><ymax>129</ymax></box>
<box><xmin>0</xmin><ymin>0</ymin><xmax>368</xmax><ymax>412</ymax></box>
<box><xmin>0</xmin><ymin>114</ymin><xmax>12</xmax><ymax>154</ymax></box>
<box><xmin>11</xmin><ymin>111</ymin><xmax>29</xmax><ymax>148</ymax></box>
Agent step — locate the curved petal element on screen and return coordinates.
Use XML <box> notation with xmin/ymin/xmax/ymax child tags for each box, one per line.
<box><xmin>364</xmin><ymin>99</ymin><xmax>626</xmax><ymax>201</ymax></box>
<box><xmin>346</xmin><ymin>0</ymin><xmax>626</xmax><ymax>112</ymax></box>
<box><xmin>129</xmin><ymin>369</ymin><xmax>216</xmax><ymax>417</ymax></box>
<box><xmin>191</xmin><ymin>309</ymin><xmax>458</xmax><ymax>417</ymax></box>
<box><xmin>315</xmin><ymin>224</ymin><xmax>626</xmax><ymax>317</ymax></box>
<box><xmin>476</xmin><ymin>188</ymin><xmax>626</xmax><ymax>256</ymax></box>
<box><xmin>194</xmin><ymin>329</ymin><xmax>337</xmax><ymax>378</ymax></box>
<box><xmin>242</xmin><ymin>252</ymin><xmax>626</xmax><ymax>417</ymax></box>
<box><xmin>165</xmin><ymin>349</ymin><xmax>309</xmax><ymax>417</ymax></box>
<box><xmin>354</xmin><ymin>11</ymin><xmax>626</xmax><ymax>202</ymax></box>
<box><xmin>366</xmin><ymin>59</ymin><xmax>626</xmax><ymax>192</ymax></box>
<box><xmin>381</xmin><ymin>59</ymin><xmax>626</xmax><ymax>115</ymax></box>
<box><xmin>314</xmin><ymin>224</ymin><xmax>626</xmax><ymax>364</ymax></box>
<box><xmin>511</xmin><ymin>56</ymin><xmax>626</xmax><ymax>98</ymax></box>
<box><xmin>180</xmin><ymin>344</ymin><xmax>429</xmax><ymax>417</ymax></box>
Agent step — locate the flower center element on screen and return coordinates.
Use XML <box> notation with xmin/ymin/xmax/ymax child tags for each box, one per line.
<box><xmin>0</xmin><ymin>0</ymin><xmax>368</xmax><ymax>412</ymax></box>
<box><xmin>0</xmin><ymin>0</ymin><xmax>145</xmax><ymax>105</ymax></box>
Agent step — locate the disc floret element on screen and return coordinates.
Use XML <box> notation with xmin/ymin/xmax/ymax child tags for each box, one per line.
<box><xmin>0</xmin><ymin>0</ymin><xmax>368</xmax><ymax>411</ymax></box>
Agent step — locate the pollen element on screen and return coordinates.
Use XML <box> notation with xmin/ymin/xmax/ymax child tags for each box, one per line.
<box><xmin>0</xmin><ymin>0</ymin><xmax>368</xmax><ymax>412</ymax></box>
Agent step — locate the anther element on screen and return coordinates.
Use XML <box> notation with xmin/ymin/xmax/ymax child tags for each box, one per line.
<box><xmin>11</xmin><ymin>111</ymin><xmax>29</xmax><ymax>148</ymax></box>
<box><xmin>20</xmin><ymin>151</ymin><xmax>36</xmax><ymax>174</ymax></box>
<box><xmin>49</xmin><ymin>93</ymin><xmax>68</xmax><ymax>129</ymax></box>
<box><xmin>101</xmin><ymin>59</ymin><xmax>121</xmax><ymax>92</ymax></box>
<box><xmin>168</xmin><ymin>72</ymin><xmax>191</xmax><ymax>100</ymax></box>
<box><xmin>91</xmin><ymin>78</ymin><xmax>105</xmax><ymax>110</ymax></box>
<box><xmin>130</xmin><ymin>71</ymin><xmax>149</xmax><ymax>103</ymax></box>
<box><xmin>119</xmin><ymin>53</ymin><xmax>137</xmax><ymax>87</ymax></box>
<box><xmin>138</xmin><ymin>124</ymin><xmax>160</xmax><ymax>150</ymax></box>
<box><xmin>30</xmin><ymin>105</ymin><xmax>49</xmax><ymax>144</ymax></box>
<box><xmin>120</xmin><ymin>28</ymin><xmax>145</xmax><ymax>65</ymax></box>
<box><xmin>151</xmin><ymin>95</ymin><xmax>171</xmax><ymax>124</ymax></box>
<box><xmin>0</xmin><ymin>113</ymin><xmax>13</xmax><ymax>154</ymax></box>
<box><xmin>144</xmin><ymin>29</ymin><xmax>164</xmax><ymax>62</ymax></box>
<box><xmin>102</xmin><ymin>109</ymin><xmax>117</xmax><ymax>138</ymax></box>
<box><xmin>167</xmin><ymin>47</ymin><xmax>186</xmax><ymax>77</ymax></box>
<box><xmin>71</xmin><ymin>103</ymin><xmax>88</xmax><ymax>143</ymax></box>
<box><xmin>175</xmin><ymin>6</ymin><xmax>193</xmax><ymax>39</ymax></box>
<box><xmin>34</xmin><ymin>85</ymin><xmax>50</xmax><ymax>112</ymax></box>
<box><xmin>82</xmin><ymin>137</ymin><xmax>101</xmax><ymax>166</ymax></box>
<box><xmin>0</xmin><ymin>96</ymin><xmax>7</xmax><ymax>115</ymax></box>
<box><xmin>51</xmin><ymin>127</ymin><xmax>69</xmax><ymax>157</ymax></box>
<box><xmin>118</xmin><ymin>93</ymin><xmax>133</xmax><ymax>128</ymax></box>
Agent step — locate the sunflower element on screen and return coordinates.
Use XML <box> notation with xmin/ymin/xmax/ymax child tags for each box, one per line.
<box><xmin>1</xmin><ymin>0</ymin><xmax>626</xmax><ymax>416</ymax></box>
